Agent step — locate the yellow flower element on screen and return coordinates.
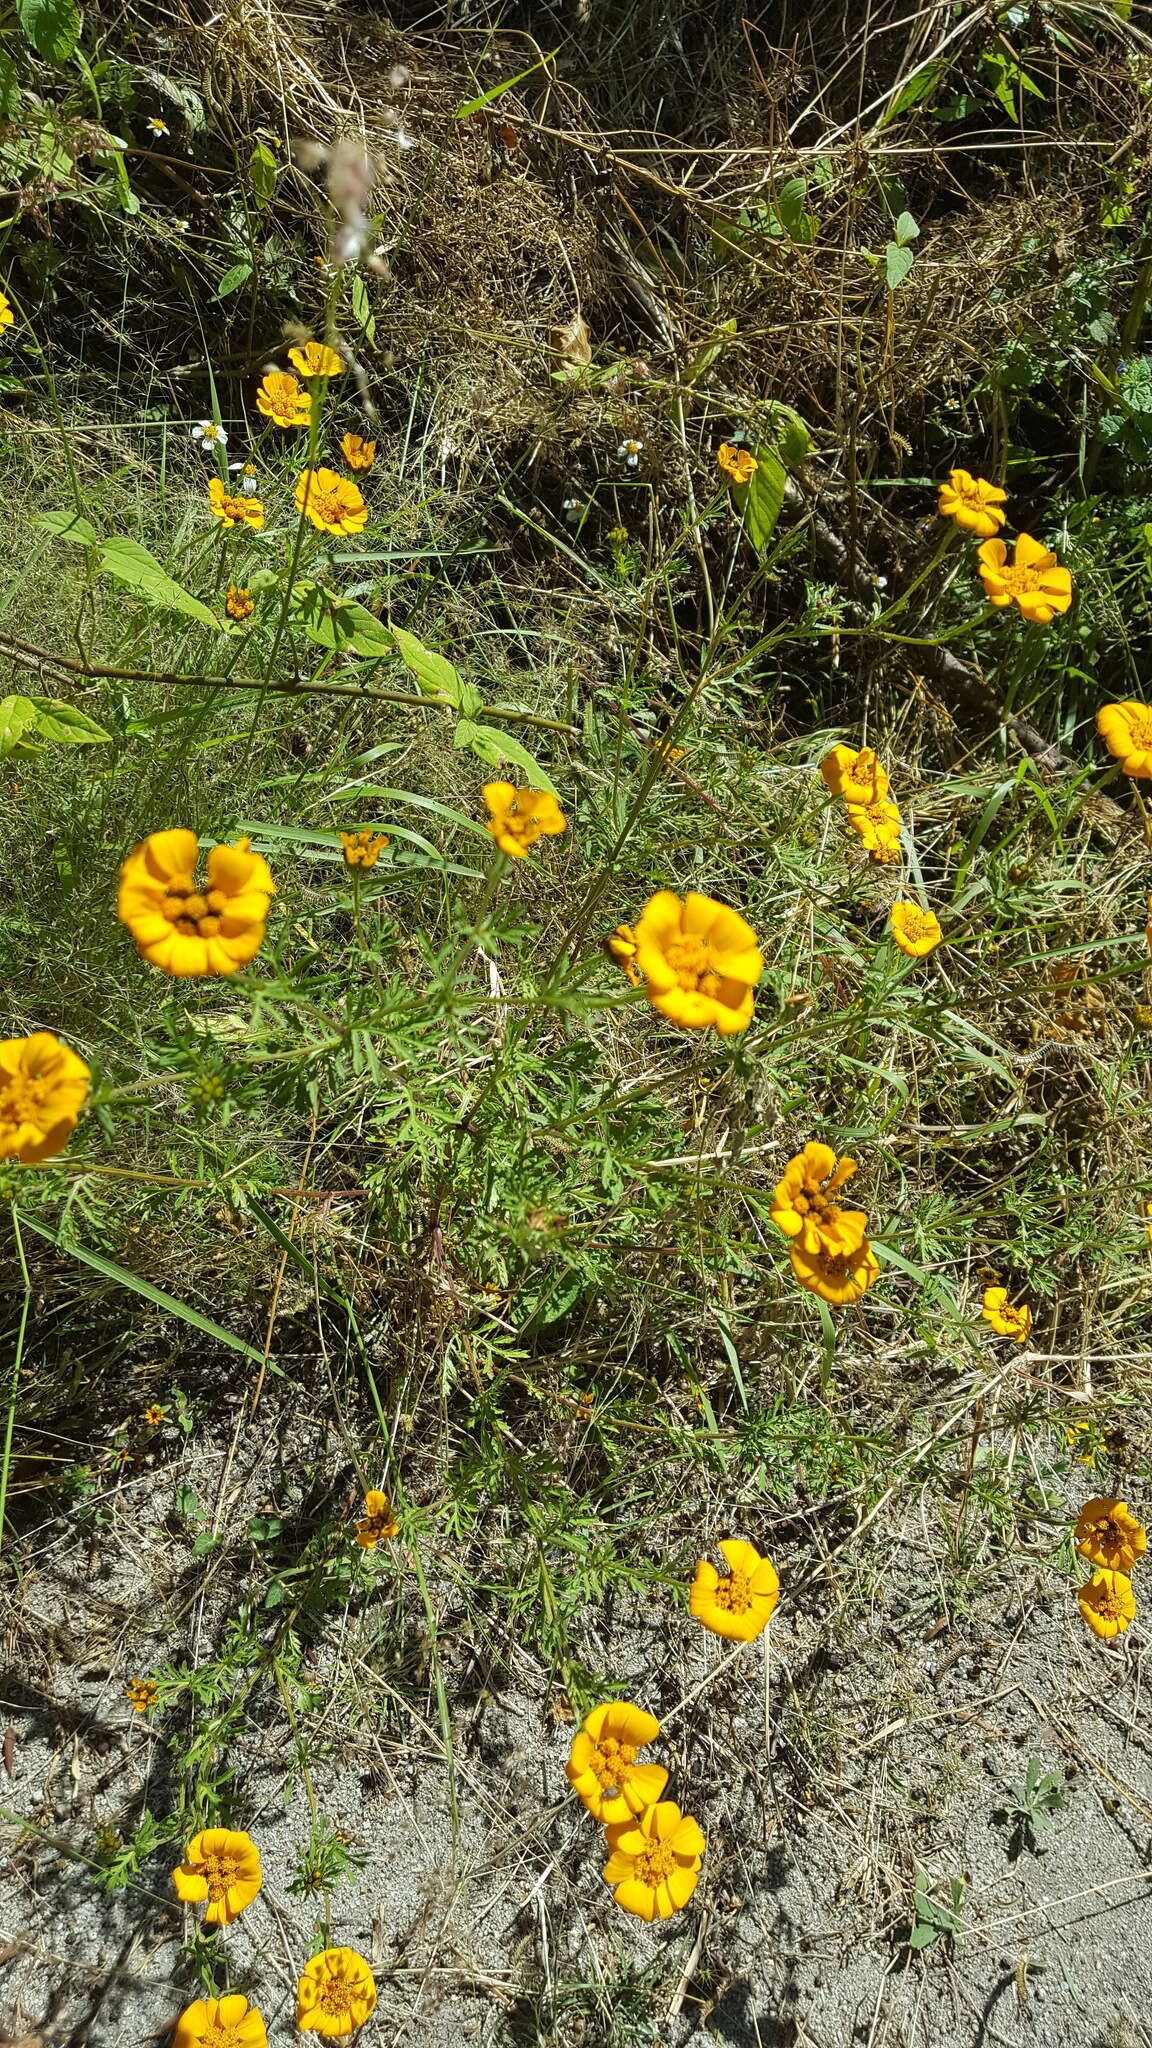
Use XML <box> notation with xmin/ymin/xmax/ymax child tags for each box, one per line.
<box><xmin>0</xmin><ymin>292</ymin><xmax>13</xmax><ymax>330</ymax></box>
<box><xmin>981</xmin><ymin>1286</ymin><xmax>1032</xmax><ymax>1343</ymax></box>
<box><xmin>690</xmin><ymin>1537</ymin><xmax>779</xmax><ymax>1643</ymax></box>
<box><xmin>340</xmin><ymin>432</ymin><xmax>376</xmax><ymax>471</ymax></box>
<box><xmin>889</xmin><ymin>901</ymin><xmax>942</xmax><ymax>958</ymax></box>
<box><xmin>1096</xmin><ymin>701</ymin><xmax>1152</xmax><ymax>779</ymax></box>
<box><xmin>481</xmin><ymin>782</ymin><xmax>568</xmax><ymax>859</ymax></box>
<box><xmin>356</xmin><ymin>1489</ymin><xmax>398</xmax><ymax>1547</ymax></box>
<box><xmin>294</xmin><ymin>467</ymin><xmax>368</xmax><ymax>536</ymax></box>
<box><xmin>289</xmin><ymin>341</ymin><xmax>344</xmax><ymax>379</ymax></box>
<box><xmin>125</xmin><ymin>1677</ymin><xmax>158</xmax><ymax>1713</ymax></box>
<box><xmin>207</xmin><ymin>477</ymin><xmax>265</xmax><ymax>531</ymax></box>
<box><xmin>226</xmin><ymin>585</ymin><xmax>255</xmax><ymax>621</ymax></box>
<box><xmin>844</xmin><ymin>798</ymin><xmax>902</xmax><ymax>862</ymax></box>
<box><xmin>565</xmin><ymin>1701</ymin><xmax>668</xmax><ymax>1822</ymax></box>
<box><xmin>607</xmin><ymin>524</ymin><xmax>629</xmax><ymax>545</ymax></box>
<box><xmin>142</xmin><ymin>1403</ymin><xmax>166</xmax><ymax>1426</ymax></box>
<box><xmin>341</xmin><ymin>829</ymin><xmax>389</xmax><ymax>868</ymax></box>
<box><xmin>604</xmin><ymin>923</ymin><xmax>641</xmax><ymax>986</ymax></box>
<box><xmin>1074</xmin><ymin>1497</ymin><xmax>1147</xmax><ymax>1574</ymax></box>
<box><xmin>769</xmin><ymin>1142</ymin><xmax>866</xmax><ymax>1256</ymax></box>
<box><xmin>977</xmin><ymin>533</ymin><xmax>1072</xmax><ymax>625</ymax></box>
<box><xmin>0</xmin><ymin>1032</ymin><xmax>90</xmax><ymax>1164</ymax></box>
<box><xmin>1077</xmin><ymin>1568</ymin><xmax>1136</xmax><ymax>1641</ymax></box>
<box><xmin>602</xmin><ymin>1800</ymin><xmax>705</xmax><ymax>1922</ymax></box>
<box><xmin>296</xmin><ymin>1948</ymin><xmax>377</xmax><ymax>2037</ymax></box>
<box><xmin>819</xmin><ymin>744</ymin><xmax>890</xmax><ymax>805</ymax></box>
<box><xmin>117</xmin><ymin>829</ymin><xmax>275</xmax><ymax>978</ymax></box>
<box><xmin>1146</xmin><ymin>1198</ymin><xmax>1152</xmax><ymax>1245</ymax></box>
<box><xmin>174</xmin><ymin>1997</ymin><xmax>267</xmax><ymax>2048</ymax></box>
<box><xmin>256</xmin><ymin>369</ymin><xmax>311</xmax><ymax>428</ymax></box>
<box><xmin>631</xmin><ymin>889</ymin><xmax>763</xmax><ymax>1036</ymax></box>
<box><xmin>717</xmin><ymin>442</ymin><xmax>758</xmax><ymax>484</ymax></box>
<box><xmin>789</xmin><ymin>1235</ymin><xmax>879</xmax><ymax>1305</ymax></box>
<box><xmin>172</xmin><ymin>1828</ymin><xmax>262</xmax><ymax>1926</ymax></box>
<box><xmin>937</xmin><ymin>468</ymin><xmax>1007</xmax><ymax>537</ymax></box>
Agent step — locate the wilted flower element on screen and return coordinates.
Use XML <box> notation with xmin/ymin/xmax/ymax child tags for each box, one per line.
<box><xmin>294</xmin><ymin>467</ymin><xmax>368</xmax><ymax>536</ymax></box>
<box><xmin>225</xmin><ymin>585</ymin><xmax>254</xmax><ymax>621</ymax></box>
<box><xmin>296</xmin><ymin>1948</ymin><xmax>377</xmax><ymax>2037</ymax></box>
<box><xmin>770</xmin><ymin>1143</ymin><xmax>865</xmax><ymax>1256</ymax></box>
<box><xmin>602</xmin><ymin>1801</ymin><xmax>705</xmax><ymax>1921</ymax></box>
<box><xmin>125</xmin><ymin>1677</ymin><xmax>159</xmax><ymax>1713</ymax></box>
<box><xmin>174</xmin><ymin>1998</ymin><xmax>266</xmax><ymax>2048</ymax></box>
<box><xmin>341</xmin><ymin>829</ymin><xmax>389</xmax><ymax>868</ymax></box>
<box><xmin>937</xmin><ymin>468</ymin><xmax>1007</xmax><ymax>536</ymax></box>
<box><xmin>981</xmin><ymin>1286</ymin><xmax>1032</xmax><ymax>1343</ymax></box>
<box><xmin>256</xmin><ymin>370</ymin><xmax>311</xmax><ymax>428</ymax></box>
<box><xmin>0</xmin><ymin>1032</ymin><xmax>90</xmax><ymax>1164</ymax></box>
<box><xmin>631</xmin><ymin>889</ymin><xmax>763</xmax><ymax>1035</ymax></box>
<box><xmin>789</xmin><ymin>1236</ymin><xmax>879</xmax><ymax>1305</ymax></box>
<box><xmin>172</xmin><ymin>1828</ymin><xmax>262</xmax><ymax>1926</ymax></box>
<box><xmin>977</xmin><ymin>533</ymin><xmax>1072</xmax><ymax>624</ymax></box>
<box><xmin>717</xmin><ymin>442</ymin><xmax>758</xmax><ymax>484</ymax></box>
<box><xmin>820</xmin><ymin>744</ymin><xmax>889</xmax><ymax>806</ymax></box>
<box><xmin>355</xmin><ymin>1490</ymin><xmax>397</xmax><ymax>1546</ymax></box>
<box><xmin>566</xmin><ymin>1700</ymin><xmax>667</xmax><ymax>1821</ymax></box>
<box><xmin>288</xmin><ymin>341</ymin><xmax>344</xmax><ymax>379</ymax></box>
<box><xmin>1077</xmin><ymin>1568</ymin><xmax>1136</xmax><ymax>1641</ymax></box>
<box><xmin>604</xmin><ymin>924</ymin><xmax>641</xmax><ymax>986</ymax></box>
<box><xmin>1096</xmin><ymin>702</ymin><xmax>1152</xmax><ymax>779</ymax></box>
<box><xmin>207</xmin><ymin>478</ymin><xmax>264</xmax><ymax>531</ymax></box>
<box><xmin>1074</xmin><ymin>1497</ymin><xmax>1147</xmax><ymax>1574</ymax></box>
<box><xmin>481</xmin><ymin>782</ymin><xmax>567</xmax><ymax>859</ymax></box>
<box><xmin>340</xmin><ymin>432</ymin><xmax>376</xmax><ymax>472</ymax></box>
<box><xmin>889</xmin><ymin>902</ymin><xmax>942</xmax><ymax>958</ymax></box>
<box><xmin>117</xmin><ymin>829</ymin><xmax>275</xmax><ymax>978</ymax></box>
<box><xmin>690</xmin><ymin>1537</ymin><xmax>779</xmax><ymax>1642</ymax></box>
<box><xmin>191</xmin><ymin>420</ymin><xmax>227</xmax><ymax>448</ymax></box>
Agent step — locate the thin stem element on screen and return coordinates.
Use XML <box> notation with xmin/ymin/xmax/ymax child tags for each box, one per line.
<box><xmin>0</xmin><ymin>1208</ymin><xmax>31</xmax><ymax>1556</ymax></box>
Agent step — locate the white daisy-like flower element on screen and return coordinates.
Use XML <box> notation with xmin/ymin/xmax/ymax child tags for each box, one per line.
<box><xmin>146</xmin><ymin>116</ymin><xmax>169</xmax><ymax>136</ymax></box>
<box><xmin>562</xmin><ymin>497</ymin><xmax>582</xmax><ymax>526</ymax></box>
<box><xmin>173</xmin><ymin>218</ymin><xmax>189</xmax><ymax>233</ymax></box>
<box><xmin>192</xmin><ymin>420</ymin><xmax>228</xmax><ymax>447</ymax></box>
<box><xmin>618</xmin><ymin>439</ymin><xmax>644</xmax><ymax>469</ymax></box>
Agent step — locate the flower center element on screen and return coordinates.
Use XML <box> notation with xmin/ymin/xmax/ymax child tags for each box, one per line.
<box><xmin>0</xmin><ymin>1070</ymin><xmax>53</xmax><ymax>1127</ymax></box>
<box><xmin>900</xmin><ymin>909</ymin><xmax>934</xmax><ymax>940</ymax></box>
<box><xmin>319</xmin><ymin>1982</ymin><xmax>354</xmax><ymax>2019</ymax></box>
<box><xmin>712</xmin><ymin>1568</ymin><xmax>753</xmax><ymax>1614</ymax></box>
<box><xmin>1000</xmin><ymin>562</ymin><xmax>1044</xmax><ymax>595</ymax></box>
<box><xmin>666</xmin><ymin>934</ymin><xmax>720</xmax><ymax>992</ymax></box>
<box><xmin>632</xmin><ymin>1840</ymin><xmax>677</xmax><ymax>1886</ymax></box>
<box><xmin>313</xmin><ymin>490</ymin><xmax>346</xmax><ymax>525</ymax></box>
<box><xmin>201</xmin><ymin>2022</ymin><xmax>245</xmax><ymax>2048</ymax></box>
<box><xmin>1095</xmin><ymin>1585</ymin><xmax>1126</xmax><ymax>1620</ymax></box>
<box><xmin>202</xmin><ymin>1850</ymin><xmax>241</xmax><ymax>1901</ymax></box>
<box><xmin>1124</xmin><ymin>709</ymin><xmax>1152</xmax><ymax>747</ymax></box>
<box><xmin>591</xmin><ymin>1735</ymin><xmax>638</xmax><ymax>1790</ymax></box>
<box><xmin>162</xmin><ymin>874</ymin><xmax>225</xmax><ymax>938</ymax></box>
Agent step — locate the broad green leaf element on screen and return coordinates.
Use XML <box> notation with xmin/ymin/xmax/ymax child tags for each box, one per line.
<box><xmin>885</xmin><ymin>243</ymin><xmax>914</xmax><ymax>290</ymax></box>
<box><xmin>17</xmin><ymin>0</ymin><xmax>79</xmax><ymax>63</ymax></box>
<box><xmin>28</xmin><ymin>696</ymin><xmax>111</xmax><ymax>744</ymax></box>
<box><xmin>775</xmin><ymin>177</ymin><xmax>819</xmax><ymax>244</ymax></box>
<box><xmin>249</xmin><ymin>140</ymin><xmax>277</xmax><ymax>206</ymax></box>
<box><xmin>454</xmin><ymin>720</ymin><xmax>559</xmax><ymax>798</ymax></box>
<box><xmin>883</xmin><ymin>59</ymin><xmax>946</xmax><ymax>122</ymax></box>
<box><xmin>290</xmin><ymin>581</ymin><xmax>393</xmax><ymax>657</ymax></box>
<box><xmin>770</xmin><ymin>401</ymin><xmax>813</xmax><ymax>464</ymax></box>
<box><xmin>745</xmin><ymin>448</ymin><xmax>787</xmax><ymax>552</ymax></box>
<box><xmin>96</xmin><ymin>537</ymin><xmax>221</xmax><ymax>629</ymax></box>
<box><xmin>909</xmin><ymin>1924</ymin><xmax>939</xmax><ymax>1950</ymax></box>
<box><xmin>36</xmin><ymin>508</ymin><xmax>99</xmax><ymax>545</ymax></box>
<box><xmin>391</xmin><ymin>626</ymin><xmax>462</xmax><ymax>705</ymax></box>
<box><xmin>893</xmin><ymin>210</ymin><xmax>919</xmax><ymax>247</ymax></box>
<box><xmin>0</xmin><ymin>696</ymin><xmax>40</xmax><ymax>758</ymax></box>
<box><xmin>351</xmin><ymin>273</ymin><xmax>376</xmax><ymax>347</ymax></box>
<box><xmin>215</xmin><ymin>260</ymin><xmax>252</xmax><ymax>300</ymax></box>
<box><xmin>0</xmin><ymin>52</ymin><xmax>23</xmax><ymax>120</ymax></box>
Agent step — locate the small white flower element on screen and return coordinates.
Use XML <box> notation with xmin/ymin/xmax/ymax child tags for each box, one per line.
<box><xmin>146</xmin><ymin>116</ymin><xmax>169</xmax><ymax>136</ymax></box>
<box><xmin>562</xmin><ymin>497</ymin><xmax>582</xmax><ymax>526</ymax></box>
<box><xmin>192</xmin><ymin>420</ymin><xmax>227</xmax><ymax>447</ymax></box>
<box><xmin>869</xmin><ymin>573</ymin><xmax>889</xmax><ymax>590</ymax></box>
<box><xmin>173</xmin><ymin>218</ymin><xmax>189</xmax><ymax>233</ymax></box>
<box><xmin>618</xmin><ymin>439</ymin><xmax>644</xmax><ymax>470</ymax></box>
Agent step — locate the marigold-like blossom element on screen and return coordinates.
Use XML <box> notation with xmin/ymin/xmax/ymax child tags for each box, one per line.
<box><xmin>937</xmin><ymin>468</ymin><xmax>1007</xmax><ymax>537</ymax></box>
<box><xmin>565</xmin><ymin>1700</ymin><xmax>668</xmax><ymax>1822</ymax></box>
<box><xmin>294</xmin><ymin>467</ymin><xmax>368</xmax><ymax>536</ymax></box>
<box><xmin>289</xmin><ymin>341</ymin><xmax>344</xmax><ymax>379</ymax></box>
<box><xmin>603</xmin><ymin>1800</ymin><xmax>705</xmax><ymax>1922</ymax></box>
<box><xmin>981</xmin><ymin>1286</ymin><xmax>1032</xmax><ymax>1343</ymax></box>
<box><xmin>1077</xmin><ymin>1568</ymin><xmax>1136</xmax><ymax>1641</ymax></box>
<box><xmin>143</xmin><ymin>1403</ymin><xmax>165</xmax><ymax>1425</ymax></box>
<box><xmin>117</xmin><ymin>829</ymin><xmax>275</xmax><ymax>978</ymax></box>
<box><xmin>605</xmin><ymin>923</ymin><xmax>641</xmax><ymax>986</ymax></box>
<box><xmin>845</xmin><ymin>798</ymin><xmax>902</xmax><ymax>862</ymax></box>
<box><xmin>174</xmin><ymin>1996</ymin><xmax>267</xmax><ymax>2048</ymax></box>
<box><xmin>172</xmin><ymin>1828</ymin><xmax>262</xmax><ymax>1926</ymax></box>
<box><xmin>977</xmin><ymin>533</ymin><xmax>1072</xmax><ymax>625</ymax></box>
<box><xmin>631</xmin><ymin>889</ymin><xmax>763</xmax><ymax>1035</ymax></box>
<box><xmin>819</xmin><ymin>744</ymin><xmax>890</xmax><ymax>805</ymax></box>
<box><xmin>356</xmin><ymin>1489</ymin><xmax>397</xmax><ymax>1547</ymax></box>
<box><xmin>1096</xmin><ymin>701</ymin><xmax>1152</xmax><ymax>779</ymax></box>
<box><xmin>0</xmin><ymin>1032</ymin><xmax>90</xmax><ymax>1164</ymax></box>
<box><xmin>482</xmin><ymin>782</ymin><xmax>568</xmax><ymax>859</ymax></box>
<box><xmin>226</xmin><ymin>585</ymin><xmax>254</xmax><ymax>621</ymax></box>
<box><xmin>125</xmin><ymin>1677</ymin><xmax>158</xmax><ymax>1713</ymax></box>
<box><xmin>341</xmin><ymin>829</ymin><xmax>389</xmax><ymax>868</ymax></box>
<box><xmin>340</xmin><ymin>432</ymin><xmax>376</xmax><ymax>471</ymax></box>
<box><xmin>789</xmin><ymin>1235</ymin><xmax>879</xmax><ymax>1305</ymax></box>
<box><xmin>207</xmin><ymin>477</ymin><xmax>264</xmax><ymax>531</ymax></box>
<box><xmin>690</xmin><ymin>1537</ymin><xmax>779</xmax><ymax>1643</ymax></box>
<box><xmin>0</xmin><ymin>291</ymin><xmax>14</xmax><ymax>329</ymax></box>
<box><xmin>296</xmin><ymin>1948</ymin><xmax>377</xmax><ymax>2037</ymax></box>
<box><xmin>1074</xmin><ymin>1497</ymin><xmax>1147</xmax><ymax>1574</ymax></box>
<box><xmin>717</xmin><ymin>442</ymin><xmax>757</xmax><ymax>484</ymax></box>
<box><xmin>889</xmin><ymin>901</ymin><xmax>942</xmax><ymax>958</ymax></box>
<box><xmin>256</xmin><ymin>369</ymin><xmax>311</xmax><ymax>428</ymax></box>
<box><xmin>769</xmin><ymin>1143</ymin><xmax>866</xmax><ymax>1256</ymax></box>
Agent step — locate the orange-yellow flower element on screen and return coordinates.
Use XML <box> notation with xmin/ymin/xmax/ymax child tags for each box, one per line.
<box><xmin>690</xmin><ymin>1537</ymin><xmax>779</xmax><ymax>1643</ymax></box>
<box><xmin>937</xmin><ymin>468</ymin><xmax>1007</xmax><ymax>537</ymax></box>
<box><xmin>717</xmin><ymin>442</ymin><xmax>758</xmax><ymax>484</ymax></box>
<box><xmin>341</xmin><ymin>829</ymin><xmax>389</xmax><ymax>868</ymax></box>
<box><xmin>789</xmin><ymin>1235</ymin><xmax>879</xmax><ymax>1305</ymax></box>
<box><xmin>1077</xmin><ymin>1568</ymin><xmax>1136</xmax><ymax>1641</ymax></box>
<box><xmin>356</xmin><ymin>1489</ymin><xmax>397</xmax><ymax>1547</ymax></box>
<box><xmin>604</xmin><ymin>923</ymin><xmax>641</xmax><ymax>986</ymax></box>
<box><xmin>143</xmin><ymin>1403</ymin><xmax>165</xmax><ymax>1425</ymax></box>
<box><xmin>889</xmin><ymin>902</ymin><xmax>942</xmax><ymax>958</ymax></box>
<box><xmin>256</xmin><ymin>369</ymin><xmax>311</xmax><ymax>428</ymax></box>
<box><xmin>769</xmin><ymin>1142</ymin><xmax>866</xmax><ymax>1256</ymax></box>
<box><xmin>289</xmin><ymin>341</ymin><xmax>344</xmax><ymax>379</ymax></box>
<box><xmin>819</xmin><ymin>744</ymin><xmax>890</xmax><ymax>806</ymax></box>
<box><xmin>207</xmin><ymin>477</ymin><xmax>265</xmax><ymax>530</ymax></box>
<box><xmin>125</xmin><ymin>1677</ymin><xmax>158</xmax><ymax>1713</ymax></box>
<box><xmin>977</xmin><ymin>533</ymin><xmax>1072</xmax><ymax>625</ymax></box>
<box><xmin>294</xmin><ymin>467</ymin><xmax>368</xmax><ymax>536</ymax></box>
<box><xmin>1096</xmin><ymin>702</ymin><xmax>1152</xmax><ymax>779</ymax></box>
<box><xmin>340</xmin><ymin>432</ymin><xmax>376</xmax><ymax>471</ymax></box>
<box><xmin>0</xmin><ymin>292</ymin><xmax>14</xmax><ymax>330</ymax></box>
<box><xmin>602</xmin><ymin>1801</ymin><xmax>705</xmax><ymax>1922</ymax></box>
<box><xmin>117</xmin><ymin>829</ymin><xmax>275</xmax><ymax>978</ymax></box>
<box><xmin>565</xmin><ymin>1701</ymin><xmax>668</xmax><ymax>1822</ymax></box>
<box><xmin>482</xmin><ymin>782</ymin><xmax>568</xmax><ymax>859</ymax></box>
<box><xmin>981</xmin><ymin>1286</ymin><xmax>1032</xmax><ymax>1343</ymax></box>
<box><xmin>844</xmin><ymin>798</ymin><xmax>902</xmax><ymax>862</ymax></box>
<box><xmin>296</xmin><ymin>1948</ymin><xmax>377</xmax><ymax>2037</ymax></box>
<box><xmin>225</xmin><ymin>584</ymin><xmax>254</xmax><ymax>621</ymax></box>
<box><xmin>1074</xmin><ymin>1497</ymin><xmax>1147</xmax><ymax>1574</ymax></box>
<box><xmin>631</xmin><ymin>889</ymin><xmax>763</xmax><ymax>1035</ymax></box>
<box><xmin>174</xmin><ymin>1996</ymin><xmax>267</xmax><ymax>2048</ymax></box>
<box><xmin>172</xmin><ymin>1828</ymin><xmax>262</xmax><ymax>1926</ymax></box>
<box><xmin>0</xmin><ymin>1032</ymin><xmax>90</xmax><ymax>1164</ymax></box>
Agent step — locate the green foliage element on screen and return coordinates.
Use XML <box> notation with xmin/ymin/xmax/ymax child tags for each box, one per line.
<box><xmin>910</xmin><ymin>1868</ymin><xmax>966</xmax><ymax>1951</ymax></box>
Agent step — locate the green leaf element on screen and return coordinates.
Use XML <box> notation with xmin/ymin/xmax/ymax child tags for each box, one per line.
<box><xmin>744</xmin><ymin>448</ymin><xmax>787</xmax><ymax>551</ymax></box>
<box><xmin>0</xmin><ymin>697</ymin><xmax>41</xmax><ymax>758</ymax></box>
<box><xmin>290</xmin><ymin>581</ymin><xmax>393</xmax><ymax>657</ymax></box>
<box><xmin>391</xmin><ymin>626</ymin><xmax>462</xmax><ymax>706</ymax></box>
<box><xmin>909</xmin><ymin>1924</ymin><xmax>939</xmax><ymax>1950</ymax></box>
<box><xmin>893</xmin><ymin>210</ymin><xmax>920</xmax><ymax>247</ymax></box>
<box><xmin>95</xmin><ymin>537</ymin><xmax>221</xmax><ymax>629</ymax></box>
<box><xmin>770</xmin><ymin>401</ymin><xmax>813</xmax><ymax>464</ymax></box>
<box><xmin>885</xmin><ymin>243</ymin><xmax>914</xmax><ymax>290</ymax></box>
<box><xmin>774</xmin><ymin>177</ymin><xmax>819</xmax><ymax>244</ymax></box>
<box><xmin>17</xmin><ymin>0</ymin><xmax>79</xmax><ymax>63</ymax></box>
<box><xmin>249</xmin><ymin>140</ymin><xmax>277</xmax><ymax>206</ymax></box>
<box><xmin>0</xmin><ymin>52</ymin><xmax>23</xmax><ymax>120</ymax></box>
<box><xmin>682</xmin><ymin>318</ymin><xmax>737</xmax><ymax>388</ymax></box>
<box><xmin>883</xmin><ymin>58</ymin><xmax>946</xmax><ymax>122</ymax></box>
<box><xmin>453</xmin><ymin>720</ymin><xmax>559</xmax><ymax>797</ymax></box>
<box><xmin>36</xmin><ymin>509</ymin><xmax>99</xmax><ymax>546</ymax></box>
<box><xmin>215</xmin><ymin>260</ymin><xmax>252</xmax><ymax>300</ymax></box>
<box><xmin>27</xmin><ymin>695</ymin><xmax>111</xmax><ymax>744</ymax></box>
<box><xmin>350</xmin><ymin>273</ymin><xmax>376</xmax><ymax>347</ymax></box>
<box><xmin>455</xmin><ymin>47</ymin><xmax>559</xmax><ymax>118</ymax></box>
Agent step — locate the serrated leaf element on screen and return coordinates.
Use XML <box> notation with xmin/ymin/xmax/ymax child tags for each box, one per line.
<box><xmin>391</xmin><ymin>626</ymin><xmax>462</xmax><ymax>706</ymax></box>
<box><xmin>745</xmin><ymin>447</ymin><xmax>787</xmax><ymax>551</ymax></box>
<box><xmin>27</xmin><ymin>695</ymin><xmax>111</xmax><ymax>744</ymax></box>
<box><xmin>453</xmin><ymin>721</ymin><xmax>559</xmax><ymax>797</ymax></box>
<box><xmin>36</xmin><ymin>508</ymin><xmax>99</xmax><ymax>546</ymax></box>
<box><xmin>17</xmin><ymin>0</ymin><xmax>79</xmax><ymax>63</ymax></box>
<box><xmin>95</xmin><ymin>537</ymin><xmax>221</xmax><ymax>629</ymax></box>
<box><xmin>215</xmin><ymin>260</ymin><xmax>252</xmax><ymax>300</ymax></box>
<box><xmin>885</xmin><ymin>242</ymin><xmax>914</xmax><ymax>290</ymax></box>
<box><xmin>0</xmin><ymin>696</ymin><xmax>41</xmax><ymax>758</ymax></box>
<box><xmin>290</xmin><ymin>581</ymin><xmax>392</xmax><ymax>657</ymax></box>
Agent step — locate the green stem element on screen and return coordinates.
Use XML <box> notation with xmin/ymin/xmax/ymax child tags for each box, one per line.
<box><xmin>0</xmin><ymin>1207</ymin><xmax>30</xmax><ymax>1556</ymax></box>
